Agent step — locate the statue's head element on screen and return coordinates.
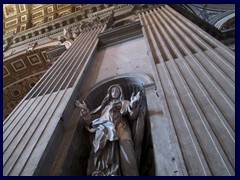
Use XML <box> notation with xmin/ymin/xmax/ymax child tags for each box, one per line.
<box><xmin>90</xmin><ymin>84</ymin><xmax>124</xmax><ymax>114</ymax></box>
<box><xmin>111</xmin><ymin>86</ymin><xmax>121</xmax><ymax>99</ymax></box>
<box><xmin>108</xmin><ymin>84</ymin><xmax>124</xmax><ymax>101</ymax></box>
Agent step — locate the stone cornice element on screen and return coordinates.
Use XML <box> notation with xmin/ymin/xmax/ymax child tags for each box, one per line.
<box><xmin>3</xmin><ymin>4</ymin><xmax>132</xmax><ymax>55</ymax></box>
<box><xmin>3</xmin><ymin>13</ymin><xmax>115</xmax><ymax>58</ymax></box>
<box><xmin>3</xmin><ymin>4</ymin><xmax>101</xmax><ymax>40</ymax></box>
<box><xmin>3</xmin><ymin>5</ymin><xmax>130</xmax><ymax>41</ymax></box>
<box><xmin>98</xmin><ymin>21</ymin><xmax>143</xmax><ymax>47</ymax></box>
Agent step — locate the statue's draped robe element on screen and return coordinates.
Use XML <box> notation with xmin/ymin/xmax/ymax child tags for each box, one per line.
<box><xmin>84</xmin><ymin>99</ymin><xmax>144</xmax><ymax>176</ymax></box>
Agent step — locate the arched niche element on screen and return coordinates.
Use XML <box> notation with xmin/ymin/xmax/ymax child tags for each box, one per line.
<box><xmin>61</xmin><ymin>73</ymin><xmax>156</xmax><ymax>176</ymax></box>
<box><xmin>84</xmin><ymin>73</ymin><xmax>154</xmax><ymax>109</ymax></box>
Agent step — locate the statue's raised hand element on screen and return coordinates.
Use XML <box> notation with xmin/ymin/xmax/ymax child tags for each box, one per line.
<box><xmin>130</xmin><ymin>91</ymin><xmax>141</xmax><ymax>109</ymax></box>
<box><xmin>75</xmin><ymin>100</ymin><xmax>89</xmax><ymax>117</ymax></box>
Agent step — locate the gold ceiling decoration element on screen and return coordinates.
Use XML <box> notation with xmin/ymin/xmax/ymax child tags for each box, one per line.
<box><xmin>3</xmin><ymin>4</ymin><xmax>17</xmax><ymax>18</ymax></box>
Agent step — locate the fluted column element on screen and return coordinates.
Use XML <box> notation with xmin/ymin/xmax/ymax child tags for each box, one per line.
<box><xmin>3</xmin><ymin>25</ymin><xmax>106</xmax><ymax>176</ymax></box>
<box><xmin>139</xmin><ymin>5</ymin><xmax>235</xmax><ymax>176</ymax></box>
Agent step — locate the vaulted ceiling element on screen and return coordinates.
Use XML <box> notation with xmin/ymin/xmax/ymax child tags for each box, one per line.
<box><xmin>180</xmin><ymin>4</ymin><xmax>235</xmax><ymax>30</ymax></box>
<box><xmin>3</xmin><ymin>4</ymin><xmax>111</xmax><ymax>35</ymax></box>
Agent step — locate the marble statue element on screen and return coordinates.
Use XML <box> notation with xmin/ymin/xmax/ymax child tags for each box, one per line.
<box><xmin>27</xmin><ymin>42</ymin><xmax>38</xmax><ymax>52</ymax></box>
<box><xmin>75</xmin><ymin>84</ymin><xmax>145</xmax><ymax>176</ymax></box>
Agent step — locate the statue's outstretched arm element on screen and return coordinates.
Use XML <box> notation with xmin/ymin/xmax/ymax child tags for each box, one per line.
<box><xmin>128</xmin><ymin>91</ymin><xmax>141</xmax><ymax>120</ymax></box>
<box><xmin>75</xmin><ymin>100</ymin><xmax>92</xmax><ymax>126</ymax></box>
